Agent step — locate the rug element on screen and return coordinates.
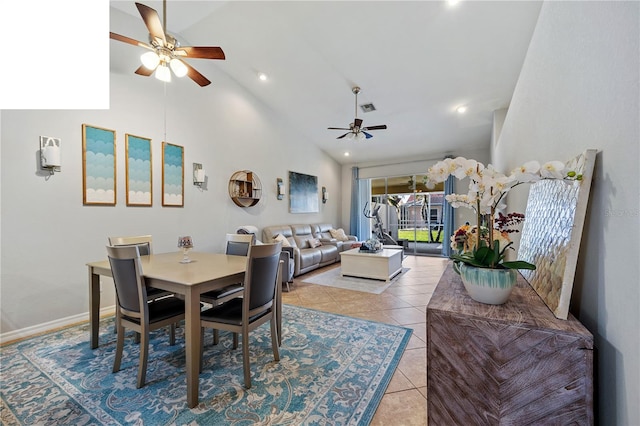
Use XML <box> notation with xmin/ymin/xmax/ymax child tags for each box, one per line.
<box><xmin>0</xmin><ymin>305</ymin><xmax>411</xmax><ymax>425</ymax></box>
<box><xmin>302</xmin><ymin>267</ymin><xmax>411</xmax><ymax>294</ymax></box>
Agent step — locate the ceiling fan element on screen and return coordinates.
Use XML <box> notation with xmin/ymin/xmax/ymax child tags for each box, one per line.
<box><xmin>328</xmin><ymin>87</ymin><xmax>387</xmax><ymax>140</ymax></box>
<box><xmin>109</xmin><ymin>1</ymin><xmax>225</xmax><ymax>86</ymax></box>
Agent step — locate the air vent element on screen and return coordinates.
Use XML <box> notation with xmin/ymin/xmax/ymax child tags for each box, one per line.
<box><xmin>360</xmin><ymin>103</ymin><xmax>376</xmax><ymax>113</ymax></box>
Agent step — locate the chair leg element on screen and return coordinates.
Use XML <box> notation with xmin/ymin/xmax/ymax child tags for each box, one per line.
<box><xmin>270</xmin><ymin>316</ymin><xmax>280</xmax><ymax>362</ymax></box>
<box><xmin>113</xmin><ymin>324</ymin><xmax>125</xmax><ymax>373</ymax></box>
<box><xmin>114</xmin><ymin>305</ymin><xmax>120</xmax><ymax>334</ymax></box>
<box><xmin>233</xmin><ymin>332</ymin><xmax>239</xmax><ymax>349</ymax></box>
<box><xmin>213</xmin><ymin>329</ymin><xmax>219</xmax><ymax>345</ymax></box>
<box><xmin>242</xmin><ymin>331</ymin><xmax>251</xmax><ymax>388</ymax></box>
<box><xmin>137</xmin><ymin>329</ymin><xmax>149</xmax><ymax>388</ymax></box>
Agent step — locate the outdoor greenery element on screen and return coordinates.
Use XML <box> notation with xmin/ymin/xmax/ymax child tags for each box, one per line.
<box><xmin>398</xmin><ymin>229</ymin><xmax>444</xmax><ymax>243</ymax></box>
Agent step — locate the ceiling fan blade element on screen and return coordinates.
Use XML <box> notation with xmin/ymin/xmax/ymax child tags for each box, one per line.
<box><xmin>337</xmin><ymin>133</ymin><xmax>350</xmax><ymax>139</ymax></box>
<box><xmin>363</xmin><ymin>131</ymin><xmax>373</xmax><ymax>139</ymax></box>
<box><xmin>362</xmin><ymin>125</ymin><xmax>387</xmax><ymax>131</ymax></box>
<box><xmin>181</xmin><ymin>61</ymin><xmax>212</xmax><ymax>87</ymax></box>
<box><xmin>135</xmin><ymin>2</ymin><xmax>166</xmax><ymax>45</ymax></box>
<box><xmin>109</xmin><ymin>32</ymin><xmax>153</xmax><ymax>50</ymax></box>
<box><xmin>134</xmin><ymin>65</ymin><xmax>155</xmax><ymax>76</ymax></box>
<box><xmin>178</xmin><ymin>46</ymin><xmax>226</xmax><ymax>60</ymax></box>
<box><xmin>354</xmin><ymin>118</ymin><xmax>363</xmax><ymax>128</ymax></box>
<box><xmin>328</xmin><ymin>127</ymin><xmax>351</xmax><ymax>130</ymax></box>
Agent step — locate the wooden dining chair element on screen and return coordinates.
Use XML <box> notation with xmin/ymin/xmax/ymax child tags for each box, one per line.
<box><xmin>107</xmin><ymin>235</ymin><xmax>173</xmax><ymax>302</ymax></box>
<box><xmin>199</xmin><ymin>242</ymin><xmax>282</xmax><ymax>388</ymax></box>
<box><xmin>200</xmin><ymin>233</ymin><xmax>253</xmax><ymax>344</ymax></box>
<box><xmin>107</xmin><ymin>245</ymin><xmax>186</xmax><ymax>388</ymax></box>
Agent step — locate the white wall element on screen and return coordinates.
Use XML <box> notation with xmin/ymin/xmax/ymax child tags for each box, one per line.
<box><xmin>495</xmin><ymin>2</ymin><xmax>639</xmax><ymax>424</ymax></box>
<box><xmin>0</xmin><ymin>71</ymin><xmax>341</xmax><ymax>335</ymax></box>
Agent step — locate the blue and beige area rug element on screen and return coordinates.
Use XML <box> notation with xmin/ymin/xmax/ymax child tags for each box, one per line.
<box><xmin>1</xmin><ymin>305</ymin><xmax>411</xmax><ymax>425</ymax></box>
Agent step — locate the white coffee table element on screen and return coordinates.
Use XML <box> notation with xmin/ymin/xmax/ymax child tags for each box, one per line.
<box><xmin>340</xmin><ymin>248</ymin><xmax>403</xmax><ymax>282</ymax></box>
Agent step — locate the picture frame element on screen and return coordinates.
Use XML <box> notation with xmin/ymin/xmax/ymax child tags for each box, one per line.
<box><xmin>162</xmin><ymin>142</ymin><xmax>184</xmax><ymax>207</ymax></box>
<box><xmin>289</xmin><ymin>171</ymin><xmax>318</xmax><ymax>213</ymax></box>
<box><xmin>82</xmin><ymin>124</ymin><xmax>116</xmax><ymax>205</ymax></box>
<box><xmin>125</xmin><ymin>134</ymin><xmax>152</xmax><ymax>206</ymax></box>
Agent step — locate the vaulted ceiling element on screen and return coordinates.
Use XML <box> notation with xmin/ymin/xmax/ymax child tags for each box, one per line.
<box><xmin>109</xmin><ymin>1</ymin><xmax>542</xmax><ymax>165</ymax></box>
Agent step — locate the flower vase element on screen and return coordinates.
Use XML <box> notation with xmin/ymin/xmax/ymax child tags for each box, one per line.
<box><xmin>458</xmin><ymin>263</ymin><xmax>517</xmax><ymax>305</ymax></box>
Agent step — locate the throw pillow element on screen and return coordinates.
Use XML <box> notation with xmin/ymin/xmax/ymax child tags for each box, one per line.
<box><xmin>330</xmin><ymin>228</ymin><xmax>349</xmax><ymax>241</ymax></box>
<box><xmin>273</xmin><ymin>233</ymin><xmax>291</xmax><ymax>247</ymax></box>
<box><xmin>308</xmin><ymin>238</ymin><xmax>322</xmax><ymax>248</ymax></box>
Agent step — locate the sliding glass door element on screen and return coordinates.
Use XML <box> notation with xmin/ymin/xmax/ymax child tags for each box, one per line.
<box><xmin>369</xmin><ymin>175</ymin><xmax>445</xmax><ymax>256</ymax></box>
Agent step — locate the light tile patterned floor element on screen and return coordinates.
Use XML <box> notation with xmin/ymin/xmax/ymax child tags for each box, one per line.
<box><xmin>282</xmin><ymin>255</ymin><xmax>449</xmax><ymax>426</ymax></box>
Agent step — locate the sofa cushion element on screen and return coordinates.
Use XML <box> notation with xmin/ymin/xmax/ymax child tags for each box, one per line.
<box><xmin>318</xmin><ymin>244</ymin><xmax>339</xmax><ymax>263</ymax></box>
<box><xmin>262</xmin><ymin>225</ymin><xmax>297</xmax><ymax>248</ymax></box>
<box><xmin>273</xmin><ymin>233</ymin><xmax>291</xmax><ymax>247</ymax></box>
<box><xmin>330</xmin><ymin>228</ymin><xmax>350</xmax><ymax>241</ymax></box>
<box><xmin>291</xmin><ymin>224</ymin><xmax>315</xmax><ymax>249</ymax></box>
<box><xmin>299</xmin><ymin>248</ymin><xmax>321</xmax><ymax>270</ymax></box>
<box><xmin>308</xmin><ymin>238</ymin><xmax>322</xmax><ymax>248</ymax></box>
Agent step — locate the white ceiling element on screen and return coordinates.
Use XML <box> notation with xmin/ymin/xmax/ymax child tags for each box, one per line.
<box><xmin>109</xmin><ymin>0</ymin><xmax>542</xmax><ymax>165</ymax></box>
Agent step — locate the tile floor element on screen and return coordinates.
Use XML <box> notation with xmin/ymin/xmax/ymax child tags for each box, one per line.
<box><xmin>282</xmin><ymin>255</ymin><xmax>449</xmax><ymax>426</ymax></box>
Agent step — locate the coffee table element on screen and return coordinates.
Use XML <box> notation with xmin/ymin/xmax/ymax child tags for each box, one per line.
<box><xmin>340</xmin><ymin>248</ymin><xmax>403</xmax><ymax>282</ymax></box>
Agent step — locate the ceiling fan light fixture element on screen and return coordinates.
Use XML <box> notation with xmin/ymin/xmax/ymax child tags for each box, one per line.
<box><xmin>140</xmin><ymin>51</ymin><xmax>160</xmax><ymax>70</ymax></box>
<box><xmin>169</xmin><ymin>58</ymin><xmax>188</xmax><ymax>77</ymax></box>
<box><xmin>155</xmin><ymin>64</ymin><xmax>172</xmax><ymax>82</ymax></box>
<box><xmin>355</xmin><ymin>132</ymin><xmax>366</xmax><ymax>141</ymax></box>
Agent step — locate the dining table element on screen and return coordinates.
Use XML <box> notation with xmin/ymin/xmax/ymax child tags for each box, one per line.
<box><xmin>86</xmin><ymin>250</ymin><xmax>280</xmax><ymax>408</ymax></box>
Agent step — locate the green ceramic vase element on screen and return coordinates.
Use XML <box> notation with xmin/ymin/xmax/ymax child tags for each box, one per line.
<box><xmin>458</xmin><ymin>263</ymin><xmax>517</xmax><ymax>305</ymax></box>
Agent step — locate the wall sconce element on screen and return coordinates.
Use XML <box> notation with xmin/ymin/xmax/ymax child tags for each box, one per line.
<box><xmin>193</xmin><ymin>163</ymin><xmax>206</xmax><ymax>186</ymax></box>
<box><xmin>277</xmin><ymin>178</ymin><xmax>285</xmax><ymax>200</ymax></box>
<box><xmin>40</xmin><ymin>136</ymin><xmax>61</xmax><ymax>174</ymax></box>
<box><xmin>322</xmin><ymin>186</ymin><xmax>328</xmax><ymax>204</ymax></box>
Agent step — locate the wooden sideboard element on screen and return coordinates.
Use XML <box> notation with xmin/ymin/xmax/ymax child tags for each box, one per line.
<box><xmin>426</xmin><ymin>263</ymin><xmax>594</xmax><ymax>425</ymax></box>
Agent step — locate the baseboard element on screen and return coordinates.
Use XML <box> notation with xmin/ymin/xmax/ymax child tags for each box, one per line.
<box><xmin>0</xmin><ymin>306</ymin><xmax>115</xmax><ymax>345</ymax></box>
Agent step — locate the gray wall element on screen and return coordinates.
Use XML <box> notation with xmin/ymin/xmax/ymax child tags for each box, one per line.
<box><xmin>1</xmin><ymin>72</ymin><xmax>341</xmax><ymax>335</ymax></box>
<box><xmin>494</xmin><ymin>2</ymin><xmax>639</xmax><ymax>424</ymax></box>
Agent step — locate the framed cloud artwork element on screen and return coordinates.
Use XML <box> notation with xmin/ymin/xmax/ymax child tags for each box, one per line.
<box><xmin>289</xmin><ymin>171</ymin><xmax>318</xmax><ymax>213</ymax></box>
<box><xmin>162</xmin><ymin>142</ymin><xmax>184</xmax><ymax>207</ymax></box>
<box><xmin>125</xmin><ymin>134</ymin><xmax>152</xmax><ymax>206</ymax></box>
<box><xmin>82</xmin><ymin>124</ymin><xmax>116</xmax><ymax>205</ymax></box>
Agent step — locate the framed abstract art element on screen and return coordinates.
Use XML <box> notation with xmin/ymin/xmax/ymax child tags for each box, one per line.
<box><xmin>289</xmin><ymin>171</ymin><xmax>318</xmax><ymax>213</ymax></box>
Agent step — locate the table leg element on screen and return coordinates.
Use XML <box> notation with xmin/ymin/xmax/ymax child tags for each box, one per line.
<box><xmin>185</xmin><ymin>288</ymin><xmax>201</xmax><ymax>408</ymax></box>
<box><xmin>89</xmin><ymin>267</ymin><xmax>101</xmax><ymax>349</ymax></box>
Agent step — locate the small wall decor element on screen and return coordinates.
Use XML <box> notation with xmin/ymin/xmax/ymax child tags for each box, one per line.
<box><xmin>82</xmin><ymin>124</ymin><xmax>116</xmax><ymax>205</ymax></box>
<box><xmin>289</xmin><ymin>171</ymin><xmax>318</xmax><ymax>213</ymax></box>
<box><xmin>277</xmin><ymin>178</ymin><xmax>284</xmax><ymax>200</ymax></box>
<box><xmin>39</xmin><ymin>136</ymin><xmax>61</xmax><ymax>174</ymax></box>
<box><xmin>125</xmin><ymin>134</ymin><xmax>152</xmax><ymax>206</ymax></box>
<box><xmin>162</xmin><ymin>142</ymin><xmax>184</xmax><ymax>207</ymax></box>
<box><xmin>228</xmin><ymin>170</ymin><xmax>262</xmax><ymax>207</ymax></box>
<box><xmin>322</xmin><ymin>186</ymin><xmax>328</xmax><ymax>204</ymax></box>
<box><xmin>518</xmin><ymin>149</ymin><xmax>597</xmax><ymax>319</ymax></box>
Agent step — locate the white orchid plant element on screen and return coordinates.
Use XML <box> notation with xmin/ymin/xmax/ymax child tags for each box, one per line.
<box><xmin>425</xmin><ymin>157</ymin><xmax>581</xmax><ymax>270</ymax></box>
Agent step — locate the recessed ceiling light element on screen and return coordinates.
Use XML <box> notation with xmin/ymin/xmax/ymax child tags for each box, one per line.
<box><xmin>447</xmin><ymin>0</ymin><xmax>461</xmax><ymax>6</ymax></box>
<box><xmin>456</xmin><ymin>105</ymin><xmax>467</xmax><ymax>113</ymax></box>
<box><xmin>344</xmin><ymin>152</ymin><xmax>350</xmax><ymax>157</ymax></box>
<box><xmin>258</xmin><ymin>73</ymin><xmax>268</xmax><ymax>81</ymax></box>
